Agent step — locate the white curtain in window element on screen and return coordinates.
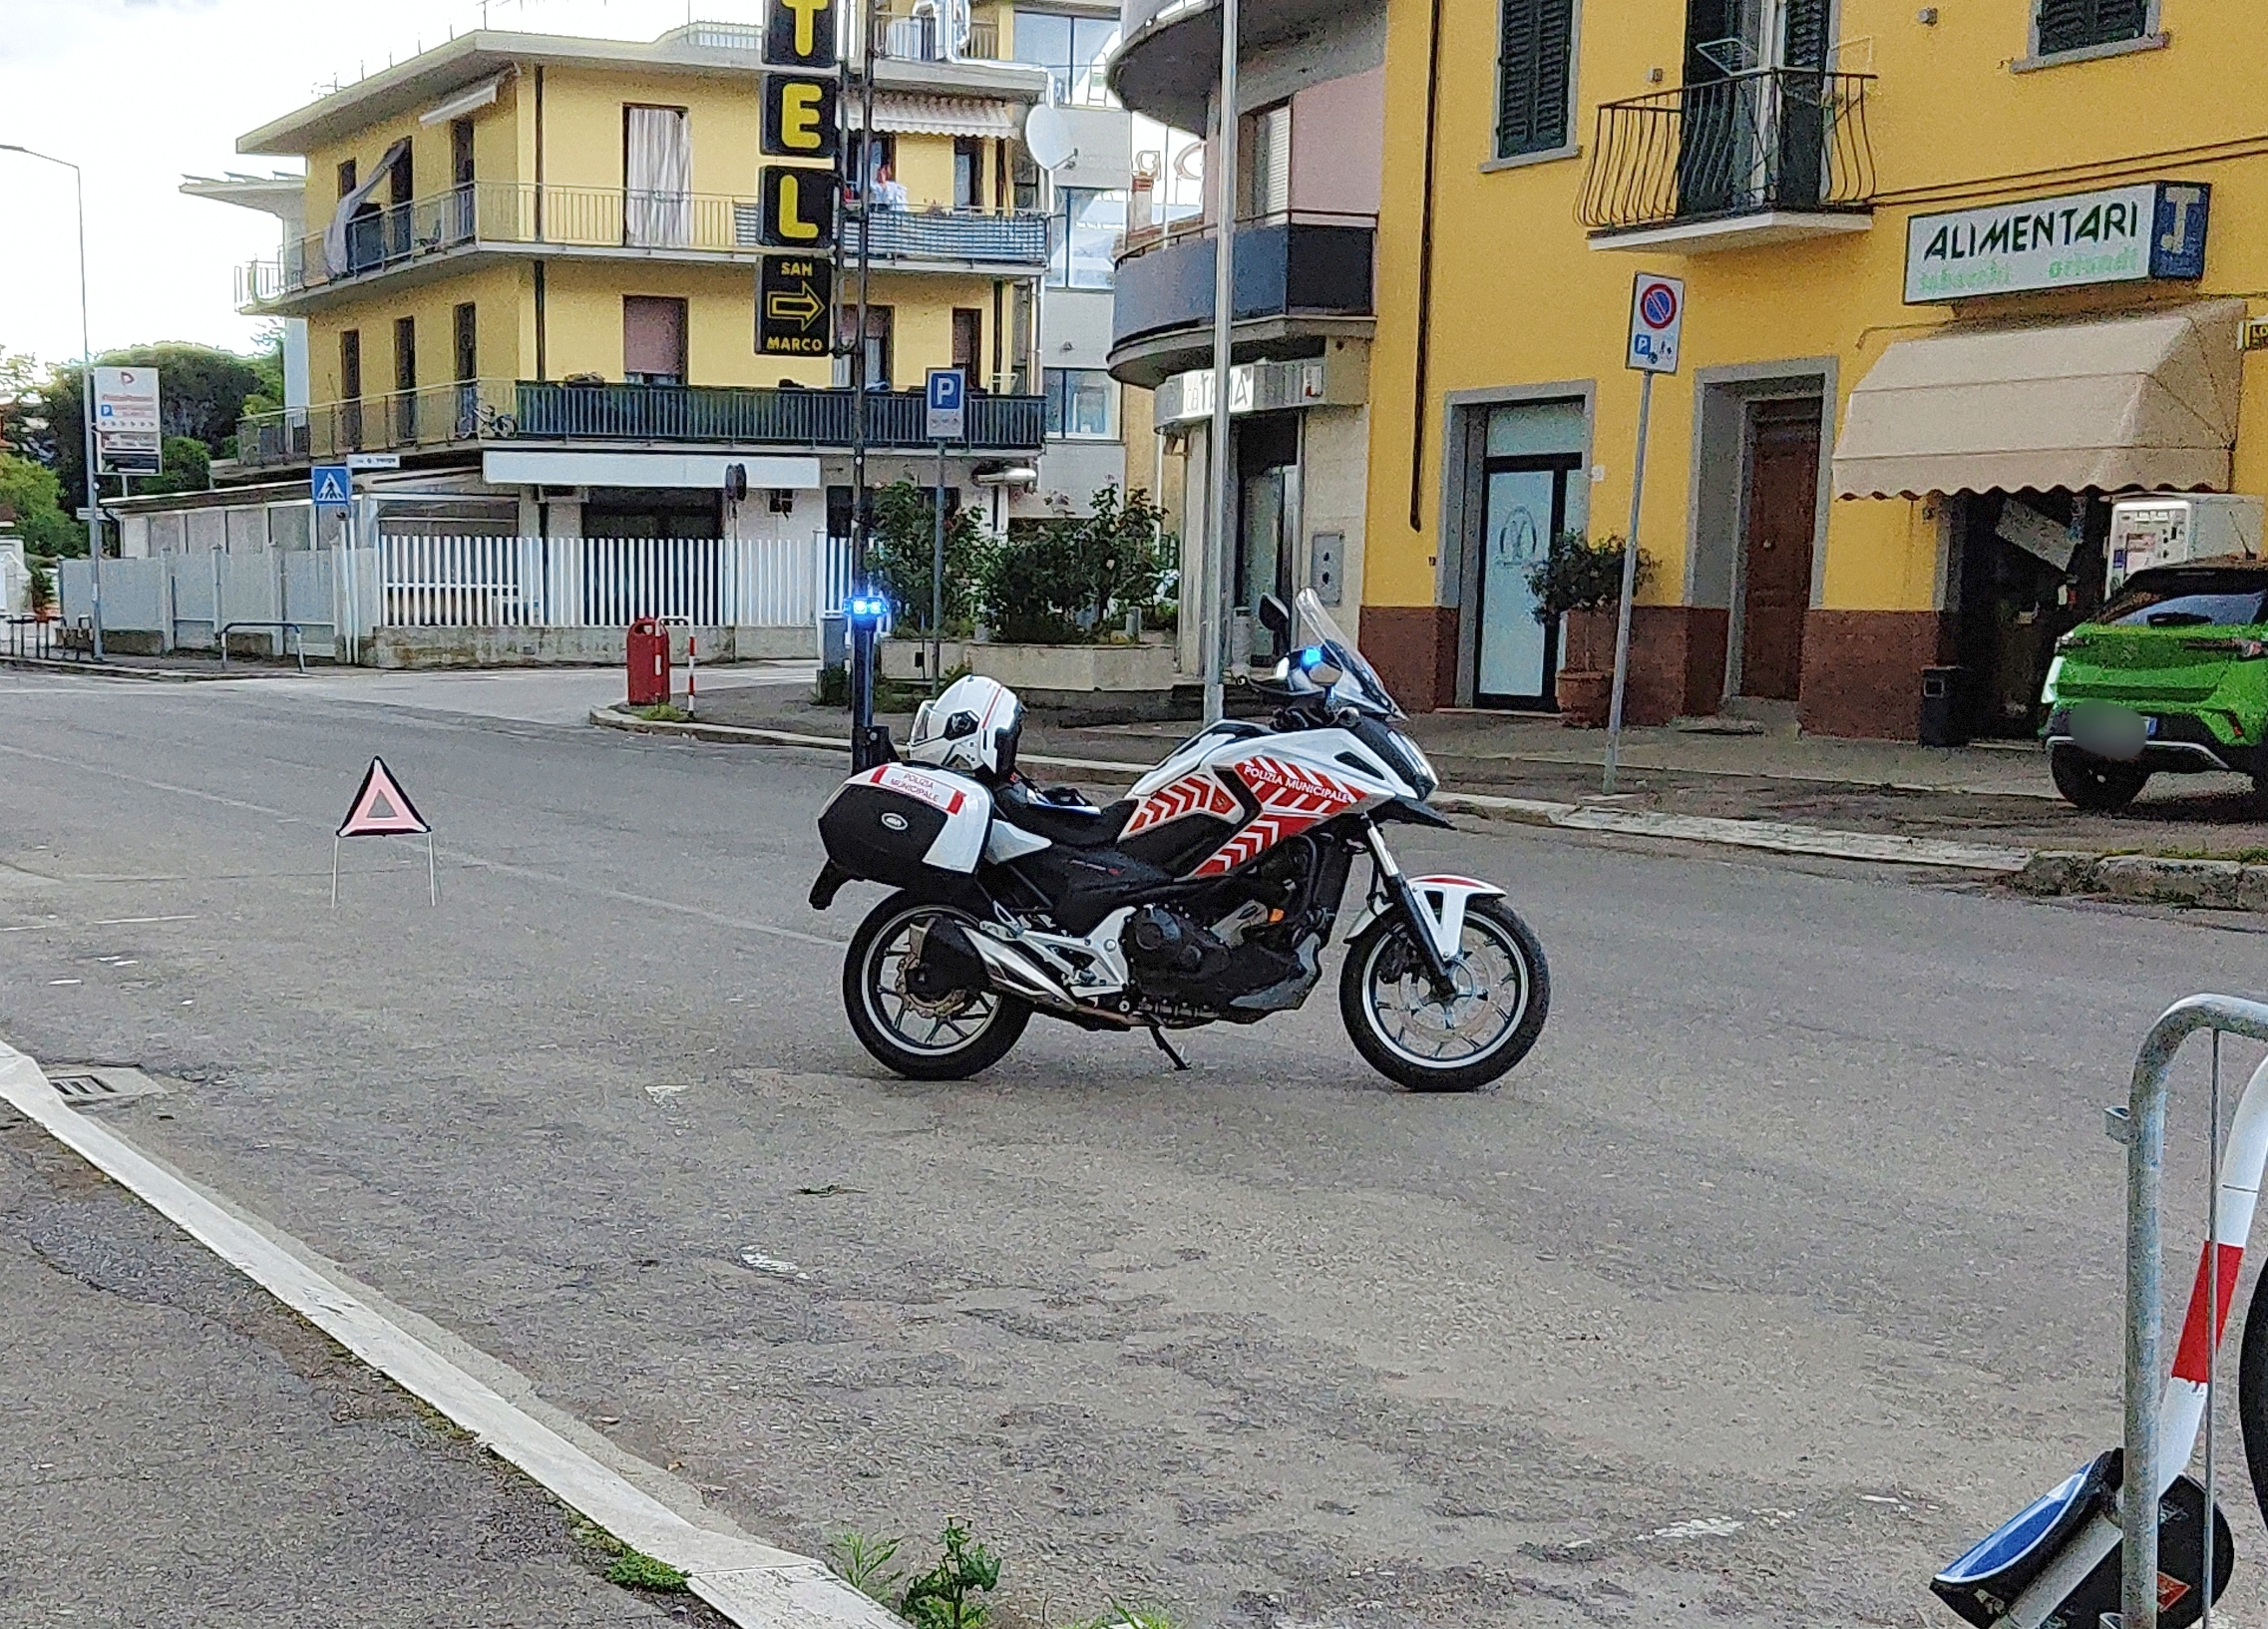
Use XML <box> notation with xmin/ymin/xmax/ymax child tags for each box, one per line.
<box><xmin>624</xmin><ymin>106</ymin><xmax>691</xmax><ymax>247</ymax></box>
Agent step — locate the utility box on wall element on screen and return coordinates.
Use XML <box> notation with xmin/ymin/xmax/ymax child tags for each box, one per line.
<box><xmin>1309</xmin><ymin>532</ymin><xmax>1344</xmax><ymax>606</ymax></box>
<box><xmin>2106</xmin><ymin>494</ymin><xmax>2264</xmax><ymax>593</ymax></box>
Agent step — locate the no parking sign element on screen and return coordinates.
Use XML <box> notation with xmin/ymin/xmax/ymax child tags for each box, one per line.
<box><xmin>1627</xmin><ymin>272</ymin><xmax>1686</xmax><ymax>374</ymax></box>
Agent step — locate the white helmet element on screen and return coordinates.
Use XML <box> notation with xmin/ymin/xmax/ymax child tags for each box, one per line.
<box><xmin>905</xmin><ymin>673</ymin><xmax>1023</xmax><ymax>777</ymax></box>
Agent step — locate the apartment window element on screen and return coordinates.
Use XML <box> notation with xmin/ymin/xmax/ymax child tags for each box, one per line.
<box><xmin>1012</xmin><ymin>11</ymin><xmax>1119</xmax><ymax>107</ymax></box>
<box><xmin>337</xmin><ymin>159</ymin><xmax>357</xmax><ymax>199</ymax></box>
<box><xmin>623</xmin><ymin>295</ymin><xmax>688</xmax><ymax>384</ymax></box>
<box><xmin>832</xmin><ymin>305</ymin><xmax>895</xmax><ymax>389</ymax></box>
<box><xmin>451</xmin><ymin>117</ymin><xmax>476</xmax><ymax>186</ymax></box>
<box><xmin>339</xmin><ymin>329</ymin><xmax>363</xmax><ymax>447</ymax></box>
<box><xmin>951</xmin><ymin>309</ymin><xmax>982</xmax><ymax>381</ymax></box>
<box><xmin>453</xmin><ymin>303</ymin><xmax>478</xmax><ymax>382</ymax></box>
<box><xmin>1011</xmin><ymin>148</ymin><xmax>1041</xmax><ymax>212</ymax></box>
<box><xmin>1047</xmin><ymin>188</ymin><xmax>1124</xmax><ymax>288</ymax></box>
<box><xmin>1496</xmin><ymin>0</ymin><xmax>1576</xmax><ymax>160</ymax></box>
<box><xmin>953</xmin><ymin>137</ymin><xmax>983</xmax><ymax>210</ymax></box>
<box><xmin>394</xmin><ymin>316</ymin><xmax>418</xmax><ymax>440</ymax></box>
<box><xmin>1043</xmin><ymin>368</ymin><xmax>1114</xmax><ymax>439</ymax></box>
<box><xmin>2034</xmin><ymin>0</ymin><xmax>2153</xmax><ymax>57</ymax></box>
<box><xmin>1242</xmin><ymin>103</ymin><xmax>1292</xmax><ymax>220</ymax></box>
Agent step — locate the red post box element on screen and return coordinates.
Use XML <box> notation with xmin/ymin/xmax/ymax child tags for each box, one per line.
<box><xmin>626</xmin><ymin>616</ymin><xmax>669</xmax><ymax>706</ymax></box>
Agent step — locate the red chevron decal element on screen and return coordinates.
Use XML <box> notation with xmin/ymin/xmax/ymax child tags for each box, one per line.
<box><xmin>1123</xmin><ymin>769</ymin><xmax>1239</xmax><ymax>836</ymax></box>
<box><xmin>1192</xmin><ymin>755</ymin><xmax>1365</xmax><ymax>876</ymax></box>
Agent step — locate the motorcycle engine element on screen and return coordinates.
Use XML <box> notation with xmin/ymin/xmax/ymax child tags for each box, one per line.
<box><xmin>1126</xmin><ymin>903</ymin><xmax>1229</xmax><ymax>979</ymax></box>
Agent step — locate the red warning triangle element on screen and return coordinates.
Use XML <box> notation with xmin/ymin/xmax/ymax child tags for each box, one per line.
<box><xmin>337</xmin><ymin>757</ymin><xmax>430</xmax><ymax>838</ymax></box>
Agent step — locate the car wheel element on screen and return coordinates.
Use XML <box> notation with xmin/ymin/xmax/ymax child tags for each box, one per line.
<box><xmin>2050</xmin><ymin>744</ymin><xmax>2149</xmax><ymax>813</ymax></box>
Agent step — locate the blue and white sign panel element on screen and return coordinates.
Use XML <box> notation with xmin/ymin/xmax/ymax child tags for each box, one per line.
<box><xmin>1626</xmin><ymin>273</ymin><xmax>1685</xmax><ymax>375</ymax></box>
<box><xmin>925</xmin><ymin>367</ymin><xmax>966</xmax><ymax>441</ymax></box>
<box><xmin>311</xmin><ymin>465</ymin><xmax>353</xmax><ymax>508</ymax></box>
<box><xmin>1903</xmin><ymin>181</ymin><xmax>2211</xmax><ymax>303</ymax></box>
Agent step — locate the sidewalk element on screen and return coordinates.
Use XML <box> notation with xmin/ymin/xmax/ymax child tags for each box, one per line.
<box><xmin>672</xmin><ymin>686</ymin><xmax>2268</xmax><ymax>861</ymax></box>
<box><xmin>0</xmin><ymin>1105</ymin><xmax>712</xmax><ymax>1629</ymax></box>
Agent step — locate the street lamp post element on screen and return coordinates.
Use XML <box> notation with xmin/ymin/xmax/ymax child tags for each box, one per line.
<box><xmin>0</xmin><ymin>143</ymin><xmax>103</xmax><ymax>659</ymax></box>
<box><xmin>1200</xmin><ymin>0</ymin><xmax>1239</xmax><ymax>724</ymax></box>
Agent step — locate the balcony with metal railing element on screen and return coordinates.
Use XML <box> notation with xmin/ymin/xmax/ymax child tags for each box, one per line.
<box><xmin>1577</xmin><ymin>69</ymin><xmax>1878</xmax><ymax>252</ymax></box>
<box><xmin>1107</xmin><ymin>210</ymin><xmax>1376</xmax><ymax>388</ymax></box>
<box><xmin>237</xmin><ymin>181</ymin><xmax>1050</xmax><ymax>310</ymax></box>
<box><xmin>232</xmin><ymin>377</ymin><xmax>1046</xmax><ymax>469</ymax></box>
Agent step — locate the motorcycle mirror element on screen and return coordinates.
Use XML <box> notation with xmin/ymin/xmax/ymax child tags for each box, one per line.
<box><xmin>944</xmin><ymin>710</ymin><xmax>980</xmax><ymax>740</ymax></box>
<box><xmin>1258</xmin><ymin>595</ymin><xmax>1292</xmax><ymax>641</ymax></box>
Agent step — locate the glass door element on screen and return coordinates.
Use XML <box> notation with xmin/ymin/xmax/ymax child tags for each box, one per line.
<box><xmin>1474</xmin><ymin>456</ymin><xmax>1572</xmax><ymax>708</ymax></box>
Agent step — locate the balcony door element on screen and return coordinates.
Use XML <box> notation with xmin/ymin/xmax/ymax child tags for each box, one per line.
<box><xmin>1680</xmin><ymin>0</ymin><xmax>1831</xmax><ymax>216</ymax></box>
<box><xmin>624</xmin><ymin>105</ymin><xmax>691</xmax><ymax>247</ymax></box>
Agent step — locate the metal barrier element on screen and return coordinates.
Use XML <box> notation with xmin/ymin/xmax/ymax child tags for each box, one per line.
<box><xmin>1945</xmin><ymin>995</ymin><xmax>2268</xmax><ymax>1629</ymax></box>
<box><xmin>2</xmin><ymin>615</ymin><xmax>56</xmax><ymax>660</ymax></box>
<box><xmin>218</xmin><ymin>619</ymin><xmax>311</xmax><ymax>673</ymax></box>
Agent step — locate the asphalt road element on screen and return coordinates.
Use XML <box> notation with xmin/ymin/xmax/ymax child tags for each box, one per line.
<box><xmin>3</xmin><ymin>669</ymin><xmax>2266</xmax><ymax>1628</ymax></box>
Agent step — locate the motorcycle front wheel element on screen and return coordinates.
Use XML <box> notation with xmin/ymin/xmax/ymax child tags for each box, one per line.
<box><xmin>843</xmin><ymin>892</ymin><xmax>1030</xmax><ymax>1080</ymax></box>
<box><xmin>1339</xmin><ymin>897</ymin><xmax>1549</xmax><ymax>1092</ymax></box>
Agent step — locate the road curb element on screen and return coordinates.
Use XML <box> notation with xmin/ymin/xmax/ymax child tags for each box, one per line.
<box><xmin>2014</xmin><ymin>850</ymin><xmax>2268</xmax><ymax>910</ymax></box>
<box><xmin>592</xmin><ymin>706</ymin><xmax>2033</xmax><ymax>875</ymax></box>
<box><xmin>0</xmin><ymin>653</ymin><xmax>290</xmax><ymax>682</ymax></box>
<box><xmin>0</xmin><ymin>1038</ymin><xmax>901</xmax><ymax>1629</ymax></box>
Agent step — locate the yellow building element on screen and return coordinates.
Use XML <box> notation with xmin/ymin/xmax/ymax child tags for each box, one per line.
<box><xmin>198</xmin><ymin>15</ymin><xmax>1079</xmax><ymax>543</ymax></box>
<box><xmin>1117</xmin><ymin>0</ymin><xmax>2267</xmax><ymax>738</ymax></box>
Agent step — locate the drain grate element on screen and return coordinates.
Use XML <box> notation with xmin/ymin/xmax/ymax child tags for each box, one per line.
<box><xmin>48</xmin><ymin>1067</ymin><xmax>168</xmax><ymax>1109</ymax></box>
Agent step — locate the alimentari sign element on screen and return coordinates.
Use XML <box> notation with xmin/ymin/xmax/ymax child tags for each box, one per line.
<box><xmin>1903</xmin><ymin>182</ymin><xmax>2209</xmax><ymax>304</ymax></box>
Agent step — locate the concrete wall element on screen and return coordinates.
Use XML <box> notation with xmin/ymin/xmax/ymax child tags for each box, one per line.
<box><xmin>368</xmin><ymin>623</ymin><xmax>813</xmax><ymax>667</ymax></box>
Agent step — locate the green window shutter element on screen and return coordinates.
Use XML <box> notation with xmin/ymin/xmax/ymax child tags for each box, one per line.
<box><xmin>1782</xmin><ymin>0</ymin><xmax>1831</xmax><ymax>71</ymax></box>
<box><xmin>2037</xmin><ymin>0</ymin><xmax>2149</xmax><ymax>55</ymax></box>
<box><xmin>1497</xmin><ymin>0</ymin><xmax>1575</xmax><ymax>159</ymax></box>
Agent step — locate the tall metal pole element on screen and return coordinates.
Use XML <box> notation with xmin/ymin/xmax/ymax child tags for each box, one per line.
<box><xmin>1601</xmin><ymin>367</ymin><xmax>1653</xmax><ymax>795</ymax></box>
<box><xmin>931</xmin><ymin>438</ymin><xmax>945</xmax><ymax>691</ymax></box>
<box><xmin>1200</xmin><ymin>0</ymin><xmax>1239</xmax><ymax>725</ymax></box>
<box><xmin>2</xmin><ymin>146</ymin><xmax>102</xmax><ymax>658</ymax></box>
<box><xmin>847</xmin><ymin>0</ymin><xmax>882</xmax><ymax>765</ymax></box>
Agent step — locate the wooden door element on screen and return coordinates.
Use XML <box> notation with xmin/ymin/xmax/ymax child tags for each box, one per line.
<box><xmin>1737</xmin><ymin>397</ymin><xmax>1821</xmax><ymax>700</ymax></box>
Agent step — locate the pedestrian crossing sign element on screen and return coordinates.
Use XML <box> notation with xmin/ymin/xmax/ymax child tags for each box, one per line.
<box><xmin>311</xmin><ymin>465</ymin><xmax>352</xmax><ymax>508</ymax></box>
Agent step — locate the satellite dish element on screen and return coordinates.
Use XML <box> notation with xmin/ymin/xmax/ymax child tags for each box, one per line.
<box><xmin>1023</xmin><ymin>104</ymin><xmax>1076</xmax><ymax>171</ymax></box>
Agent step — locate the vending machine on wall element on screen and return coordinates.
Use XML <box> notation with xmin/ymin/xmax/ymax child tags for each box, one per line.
<box><xmin>2105</xmin><ymin>494</ymin><xmax>2264</xmax><ymax>594</ymax></box>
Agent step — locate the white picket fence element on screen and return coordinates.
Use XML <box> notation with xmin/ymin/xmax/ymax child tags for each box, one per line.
<box><xmin>377</xmin><ymin>534</ymin><xmax>854</xmax><ymax>628</ymax></box>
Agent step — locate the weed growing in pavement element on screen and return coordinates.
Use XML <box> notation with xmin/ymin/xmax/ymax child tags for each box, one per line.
<box><xmin>605</xmin><ymin>1548</ymin><xmax>691</xmax><ymax>1592</ymax></box>
<box><xmin>899</xmin><ymin>1521</ymin><xmax>1001</xmax><ymax>1629</ymax></box>
<box><xmin>629</xmin><ymin>702</ymin><xmax>692</xmax><ymax>722</ymax></box>
<box><xmin>1068</xmin><ymin>1606</ymin><xmax>1184</xmax><ymax>1629</ymax></box>
<box><xmin>827</xmin><ymin>1529</ymin><xmax>909</xmax><ymax>1602</ymax></box>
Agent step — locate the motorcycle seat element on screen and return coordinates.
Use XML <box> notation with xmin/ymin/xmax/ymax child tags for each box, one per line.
<box><xmin>994</xmin><ymin>779</ymin><xmax>1134</xmax><ymax>847</ymax></box>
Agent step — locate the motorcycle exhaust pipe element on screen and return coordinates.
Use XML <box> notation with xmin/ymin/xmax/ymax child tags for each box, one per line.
<box><xmin>926</xmin><ymin>918</ymin><xmax>1138</xmax><ymax>1026</ymax></box>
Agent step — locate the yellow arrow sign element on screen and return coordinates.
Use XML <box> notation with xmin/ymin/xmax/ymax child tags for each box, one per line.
<box><xmin>766</xmin><ymin>281</ymin><xmax>825</xmax><ymax>326</ymax></box>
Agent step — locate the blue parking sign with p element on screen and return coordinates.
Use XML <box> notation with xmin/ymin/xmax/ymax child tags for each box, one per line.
<box><xmin>925</xmin><ymin>368</ymin><xmax>966</xmax><ymax>440</ymax></box>
<box><xmin>311</xmin><ymin>465</ymin><xmax>352</xmax><ymax>508</ymax></box>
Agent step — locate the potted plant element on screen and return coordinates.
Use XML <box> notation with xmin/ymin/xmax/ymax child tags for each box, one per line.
<box><xmin>1526</xmin><ymin>530</ymin><xmax>1652</xmax><ymax>728</ymax></box>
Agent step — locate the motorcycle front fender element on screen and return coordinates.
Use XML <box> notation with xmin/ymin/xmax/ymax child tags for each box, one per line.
<box><xmin>1342</xmin><ymin>873</ymin><xmax>1505</xmax><ymax>965</ymax></box>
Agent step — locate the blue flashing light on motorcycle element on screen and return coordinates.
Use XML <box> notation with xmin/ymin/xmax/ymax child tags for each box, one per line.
<box><xmin>806</xmin><ymin>590</ymin><xmax>1551</xmax><ymax>1091</ymax></box>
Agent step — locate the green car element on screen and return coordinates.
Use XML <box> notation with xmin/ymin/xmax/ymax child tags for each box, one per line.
<box><xmin>2041</xmin><ymin>557</ymin><xmax>2268</xmax><ymax>812</ymax></box>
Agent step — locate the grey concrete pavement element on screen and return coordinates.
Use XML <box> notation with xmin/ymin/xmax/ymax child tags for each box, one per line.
<box><xmin>4</xmin><ymin>669</ymin><xmax>2267</xmax><ymax>1626</ymax></box>
<box><xmin>0</xmin><ymin>1109</ymin><xmax>712</xmax><ymax>1628</ymax></box>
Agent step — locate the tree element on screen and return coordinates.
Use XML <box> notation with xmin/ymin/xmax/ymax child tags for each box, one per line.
<box><xmin>136</xmin><ymin>436</ymin><xmax>212</xmax><ymax>497</ymax></box>
<box><xmin>0</xmin><ymin>450</ymin><xmax>84</xmax><ymax>557</ymax></box>
<box><xmin>869</xmin><ymin>479</ymin><xmax>989</xmax><ymax>633</ymax></box>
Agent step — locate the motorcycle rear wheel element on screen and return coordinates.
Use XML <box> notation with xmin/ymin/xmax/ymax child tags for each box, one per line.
<box><xmin>843</xmin><ymin>893</ymin><xmax>1030</xmax><ymax>1080</ymax></box>
<box><xmin>1339</xmin><ymin>897</ymin><xmax>1548</xmax><ymax>1092</ymax></box>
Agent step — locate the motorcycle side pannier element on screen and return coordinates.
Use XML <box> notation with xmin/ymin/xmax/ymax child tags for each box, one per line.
<box><xmin>817</xmin><ymin>764</ymin><xmax>991</xmax><ymax>887</ymax></box>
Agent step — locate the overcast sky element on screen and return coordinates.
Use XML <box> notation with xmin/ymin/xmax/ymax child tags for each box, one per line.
<box><xmin>0</xmin><ymin>0</ymin><xmax>763</xmax><ymax>367</ymax></box>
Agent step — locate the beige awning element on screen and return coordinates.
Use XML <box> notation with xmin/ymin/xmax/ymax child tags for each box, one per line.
<box><xmin>1832</xmin><ymin>299</ymin><xmax>2245</xmax><ymax>499</ymax></box>
<box><xmin>848</xmin><ymin>93</ymin><xmax>1020</xmax><ymax>139</ymax></box>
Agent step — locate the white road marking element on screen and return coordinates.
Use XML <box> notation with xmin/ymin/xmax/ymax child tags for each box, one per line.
<box><xmin>0</xmin><ymin>1037</ymin><xmax>903</xmax><ymax>1629</ymax></box>
<box><xmin>91</xmin><ymin>915</ymin><xmax>199</xmax><ymax>927</ymax></box>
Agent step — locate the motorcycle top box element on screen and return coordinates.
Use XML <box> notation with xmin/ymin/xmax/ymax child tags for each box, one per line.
<box><xmin>818</xmin><ymin>763</ymin><xmax>991</xmax><ymax>888</ymax></box>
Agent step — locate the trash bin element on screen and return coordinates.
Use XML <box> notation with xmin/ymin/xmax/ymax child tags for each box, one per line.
<box><xmin>627</xmin><ymin>615</ymin><xmax>669</xmax><ymax>706</ymax></box>
<box><xmin>1919</xmin><ymin>665</ymin><xmax>1968</xmax><ymax>748</ymax></box>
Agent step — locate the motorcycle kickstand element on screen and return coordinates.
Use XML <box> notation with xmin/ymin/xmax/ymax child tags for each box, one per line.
<box><xmin>1147</xmin><ymin>1024</ymin><xmax>1190</xmax><ymax>1071</ymax></box>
